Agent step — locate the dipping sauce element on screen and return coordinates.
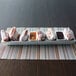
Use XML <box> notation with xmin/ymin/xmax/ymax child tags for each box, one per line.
<box><xmin>30</xmin><ymin>32</ymin><xmax>37</xmax><ymax>41</ymax></box>
<box><xmin>56</xmin><ymin>32</ymin><xmax>64</xmax><ymax>39</ymax></box>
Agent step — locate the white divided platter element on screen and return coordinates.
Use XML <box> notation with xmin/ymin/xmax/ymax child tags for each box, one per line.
<box><xmin>1</xmin><ymin>27</ymin><xmax>76</xmax><ymax>45</ymax></box>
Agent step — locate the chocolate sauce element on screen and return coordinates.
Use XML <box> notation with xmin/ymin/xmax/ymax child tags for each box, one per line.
<box><xmin>56</xmin><ymin>32</ymin><xmax>64</xmax><ymax>39</ymax></box>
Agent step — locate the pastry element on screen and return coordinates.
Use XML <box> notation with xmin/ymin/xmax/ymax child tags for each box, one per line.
<box><xmin>46</xmin><ymin>28</ymin><xmax>56</xmax><ymax>40</ymax></box>
<box><xmin>9</xmin><ymin>27</ymin><xmax>20</xmax><ymax>41</ymax></box>
<box><xmin>19</xmin><ymin>29</ymin><xmax>29</xmax><ymax>41</ymax></box>
<box><xmin>37</xmin><ymin>31</ymin><xmax>46</xmax><ymax>41</ymax></box>
<box><xmin>63</xmin><ymin>28</ymin><xmax>75</xmax><ymax>40</ymax></box>
<box><xmin>1</xmin><ymin>30</ymin><xmax>9</xmax><ymax>42</ymax></box>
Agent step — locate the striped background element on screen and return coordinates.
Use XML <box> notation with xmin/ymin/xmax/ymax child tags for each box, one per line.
<box><xmin>0</xmin><ymin>44</ymin><xmax>76</xmax><ymax>60</ymax></box>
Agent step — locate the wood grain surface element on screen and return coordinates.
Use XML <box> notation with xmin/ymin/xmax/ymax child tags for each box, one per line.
<box><xmin>0</xmin><ymin>60</ymin><xmax>75</xmax><ymax>76</ymax></box>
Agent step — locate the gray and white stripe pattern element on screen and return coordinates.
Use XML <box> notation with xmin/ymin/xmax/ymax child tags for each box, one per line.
<box><xmin>0</xmin><ymin>44</ymin><xmax>76</xmax><ymax>60</ymax></box>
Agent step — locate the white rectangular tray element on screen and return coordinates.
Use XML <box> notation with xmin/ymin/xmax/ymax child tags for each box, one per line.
<box><xmin>1</xmin><ymin>27</ymin><xmax>76</xmax><ymax>45</ymax></box>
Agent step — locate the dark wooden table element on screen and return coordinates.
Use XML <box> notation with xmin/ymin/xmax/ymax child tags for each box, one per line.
<box><xmin>0</xmin><ymin>60</ymin><xmax>76</xmax><ymax>76</ymax></box>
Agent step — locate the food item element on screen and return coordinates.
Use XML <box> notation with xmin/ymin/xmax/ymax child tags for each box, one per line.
<box><xmin>37</xmin><ymin>31</ymin><xmax>46</xmax><ymax>41</ymax></box>
<box><xmin>56</xmin><ymin>32</ymin><xmax>64</xmax><ymax>39</ymax></box>
<box><xmin>1</xmin><ymin>30</ymin><xmax>9</xmax><ymax>42</ymax></box>
<box><xmin>46</xmin><ymin>28</ymin><xmax>56</xmax><ymax>40</ymax></box>
<box><xmin>9</xmin><ymin>27</ymin><xmax>20</xmax><ymax>41</ymax></box>
<box><xmin>30</xmin><ymin>32</ymin><xmax>37</xmax><ymax>41</ymax></box>
<box><xmin>63</xmin><ymin>28</ymin><xmax>75</xmax><ymax>40</ymax></box>
<box><xmin>19</xmin><ymin>29</ymin><xmax>29</xmax><ymax>41</ymax></box>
